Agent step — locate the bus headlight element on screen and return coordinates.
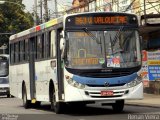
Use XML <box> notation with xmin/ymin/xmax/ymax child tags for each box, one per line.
<box><xmin>127</xmin><ymin>76</ymin><xmax>142</xmax><ymax>88</ymax></box>
<box><xmin>68</xmin><ymin>78</ymin><xmax>73</xmax><ymax>84</ymax></box>
<box><xmin>73</xmin><ymin>82</ymin><xmax>79</xmax><ymax>88</ymax></box>
<box><xmin>65</xmin><ymin>75</ymin><xmax>85</xmax><ymax>89</ymax></box>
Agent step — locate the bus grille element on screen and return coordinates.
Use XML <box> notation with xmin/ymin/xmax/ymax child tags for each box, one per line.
<box><xmin>80</xmin><ymin>71</ymin><xmax>132</xmax><ymax>78</ymax></box>
<box><xmin>86</xmin><ymin>83</ymin><xmax>126</xmax><ymax>87</ymax></box>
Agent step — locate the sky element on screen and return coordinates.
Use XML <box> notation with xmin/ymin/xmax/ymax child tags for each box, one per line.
<box><xmin>22</xmin><ymin>0</ymin><xmax>73</xmax><ymax>12</ymax></box>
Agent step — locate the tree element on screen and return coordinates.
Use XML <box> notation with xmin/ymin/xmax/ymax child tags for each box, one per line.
<box><xmin>0</xmin><ymin>0</ymin><xmax>34</xmax><ymax>53</ymax></box>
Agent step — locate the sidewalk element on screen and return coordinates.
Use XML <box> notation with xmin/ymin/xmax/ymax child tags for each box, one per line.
<box><xmin>126</xmin><ymin>93</ymin><xmax>160</xmax><ymax>108</ymax></box>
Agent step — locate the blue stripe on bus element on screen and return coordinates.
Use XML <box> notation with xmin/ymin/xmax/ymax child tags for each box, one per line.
<box><xmin>72</xmin><ymin>73</ymin><xmax>137</xmax><ymax>85</ymax></box>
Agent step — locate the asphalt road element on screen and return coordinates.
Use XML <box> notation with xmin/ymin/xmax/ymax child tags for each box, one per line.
<box><xmin>0</xmin><ymin>96</ymin><xmax>160</xmax><ymax>120</ymax></box>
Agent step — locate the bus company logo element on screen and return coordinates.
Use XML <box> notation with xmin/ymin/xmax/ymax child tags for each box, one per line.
<box><xmin>1</xmin><ymin>114</ymin><xmax>19</xmax><ymax>120</ymax></box>
<box><xmin>104</xmin><ymin>82</ymin><xmax>110</xmax><ymax>87</ymax></box>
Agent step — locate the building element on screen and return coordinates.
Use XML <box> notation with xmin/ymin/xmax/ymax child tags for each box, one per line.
<box><xmin>138</xmin><ymin>0</ymin><xmax>160</xmax><ymax>95</ymax></box>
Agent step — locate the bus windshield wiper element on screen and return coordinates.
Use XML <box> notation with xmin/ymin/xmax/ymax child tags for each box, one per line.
<box><xmin>82</xmin><ymin>28</ymin><xmax>104</xmax><ymax>65</ymax></box>
<box><xmin>111</xmin><ymin>26</ymin><xmax>124</xmax><ymax>47</ymax></box>
<box><xmin>122</xmin><ymin>31</ymin><xmax>135</xmax><ymax>48</ymax></box>
<box><xmin>82</xmin><ymin>28</ymin><xmax>101</xmax><ymax>44</ymax></box>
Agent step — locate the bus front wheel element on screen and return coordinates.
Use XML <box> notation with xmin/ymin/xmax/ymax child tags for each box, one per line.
<box><xmin>112</xmin><ymin>100</ymin><xmax>124</xmax><ymax>113</ymax></box>
<box><xmin>50</xmin><ymin>89</ymin><xmax>64</xmax><ymax>114</ymax></box>
<box><xmin>22</xmin><ymin>85</ymin><xmax>31</xmax><ymax>109</ymax></box>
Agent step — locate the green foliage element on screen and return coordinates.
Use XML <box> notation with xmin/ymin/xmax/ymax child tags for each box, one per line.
<box><xmin>0</xmin><ymin>0</ymin><xmax>34</xmax><ymax>53</ymax></box>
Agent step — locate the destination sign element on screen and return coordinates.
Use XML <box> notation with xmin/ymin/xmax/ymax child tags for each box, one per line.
<box><xmin>65</xmin><ymin>13</ymin><xmax>138</xmax><ymax>28</ymax></box>
<box><xmin>75</xmin><ymin>16</ymin><xmax>127</xmax><ymax>25</ymax></box>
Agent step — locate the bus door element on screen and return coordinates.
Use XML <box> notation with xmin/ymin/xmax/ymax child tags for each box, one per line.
<box><xmin>28</xmin><ymin>37</ymin><xmax>36</xmax><ymax>101</ymax></box>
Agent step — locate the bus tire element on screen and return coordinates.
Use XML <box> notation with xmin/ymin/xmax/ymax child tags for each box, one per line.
<box><xmin>22</xmin><ymin>85</ymin><xmax>31</xmax><ymax>109</ymax></box>
<box><xmin>112</xmin><ymin>100</ymin><xmax>124</xmax><ymax>113</ymax></box>
<box><xmin>7</xmin><ymin>94</ymin><xmax>10</xmax><ymax>98</ymax></box>
<box><xmin>50</xmin><ymin>89</ymin><xmax>64</xmax><ymax>114</ymax></box>
<box><xmin>34</xmin><ymin>101</ymin><xmax>41</xmax><ymax>108</ymax></box>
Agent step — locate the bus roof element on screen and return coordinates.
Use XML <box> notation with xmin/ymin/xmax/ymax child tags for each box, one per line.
<box><xmin>10</xmin><ymin>16</ymin><xmax>63</xmax><ymax>41</ymax></box>
<box><xmin>10</xmin><ymin>12</ymin><xmax>137</xmax><ymax>41</ymax></box>
<box><xmin>64</xmin><ymin>11</ymin><xmax>137</xmax><ymax>18</ymax></box>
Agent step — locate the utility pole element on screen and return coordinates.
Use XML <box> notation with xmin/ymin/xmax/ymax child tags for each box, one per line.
<box><xmin>143</xmin><ymin>0</ymin><xmax>147</xmax><ymax>25</ymax></box>
<box><xmin>34</xmin><ymin>0</ymin><xmax>37</xmax><ymax>26</ymax></box>
<box><xmin>39</xmin><ymin>0</ymin><xmax>43</xmax><ymax>23</ymax></box>
<box><xmin>44</xmin><ymin>0</ymin><xmax>49</xmax><ymax>22</ymax></box>
<box><xmin>54</xmin><ymin>0</ymin><xmax>58</xmax><ymax>17</ymax></box>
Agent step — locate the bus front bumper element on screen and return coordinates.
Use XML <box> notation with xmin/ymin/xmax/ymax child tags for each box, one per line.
<box><xmin>64</xmin><ymin>82</ymin><xmax>143</xmax><ymax>102</ymax></box>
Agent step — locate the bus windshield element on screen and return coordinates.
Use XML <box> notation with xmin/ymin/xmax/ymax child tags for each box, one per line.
<box><xmin>65</xmin><ymin>29</ymin><xmax>141</xmax><ymax>69</ymax></box>
<box><xmin>0</xmin><ymin>57</ymin><xmax>9</xmax><ymax>77</ymax></box>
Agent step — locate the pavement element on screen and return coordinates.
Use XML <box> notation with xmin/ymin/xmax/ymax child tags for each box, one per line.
<box><xmin>126</xmin><ymin>93</ymin><xmax>160</xmax><ymax>108</ymax></box>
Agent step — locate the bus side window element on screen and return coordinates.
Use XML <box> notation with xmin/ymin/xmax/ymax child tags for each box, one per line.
<box><xmin>15</xmin><ymin>42</ymin><xmax>20</xmax><ymax>63</ymax></box>
<box><xmin>25</xmin><ymin>39</ymin><xmax>29</xmax><ymax>61</ymax></box>
<box><xmin>20</xmin><ymin>40</ymin><xmax>25</xmax><ymax>62</ymax></box>
<box><xmin>44</xmin><ymin>31</ymin><xmax>51</xmax><ymax>58</ymax></box>
<box><xmin>50</xmin><ymin>30</ymin><xmax>56</xmax><ymax>58</ymax></box>
<box><xmin>42</xmin><ymin>33</ymin><xmax>45</xmax><ymax>58</ymax></box>
<box><xmin>10</xmin><ymin>43</ymin><xmax>15</xmax><ymax>64</ymax></box>
<box><xmin>30</xmin><ymin>36</ymin><xmax>38</xmax><ymax>60</ymax></box>
<box><xmin>37</xmin><ymin>35</ymin><xmax>44</xmax><ymax>59</ymax></box>
<box><xmin>35</xmin><ymin>36</ymin><xmax>38</xmax><ymax>59</ymax></box>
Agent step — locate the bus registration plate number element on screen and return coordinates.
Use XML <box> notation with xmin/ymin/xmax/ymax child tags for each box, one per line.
<box><xmin>101</xmin><ymin>91</ymin><xmax>113</xmax><ymax>96</ymax></box>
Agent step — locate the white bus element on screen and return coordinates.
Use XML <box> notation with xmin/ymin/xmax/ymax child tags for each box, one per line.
<box><xmin>0</xmin><ymin>54</ymin><xmax>10</xmax><ymax>97</ymax></box>
<box><xmin>9</xmin><ymin>12</ymin><xmax>143</xmax><ymax>113</ymax></box>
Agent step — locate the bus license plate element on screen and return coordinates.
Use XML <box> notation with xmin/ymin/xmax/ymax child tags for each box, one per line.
<box><xmin>101</xmin><ymin>91</ymin><xmax>113</xmax><ymax>96</ymax></box>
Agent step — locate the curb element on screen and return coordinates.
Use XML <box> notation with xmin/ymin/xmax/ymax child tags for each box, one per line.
<box><xmin>125</xmin><ymin>103</ymin><xmax>160</xmax><ymax>108</ymax></box>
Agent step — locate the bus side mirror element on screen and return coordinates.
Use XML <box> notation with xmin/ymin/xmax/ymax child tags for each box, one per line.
<box><xmin>60</xmin><ymin>38</ymin><xmax>66</xmax><ymax>59</ymax></box>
